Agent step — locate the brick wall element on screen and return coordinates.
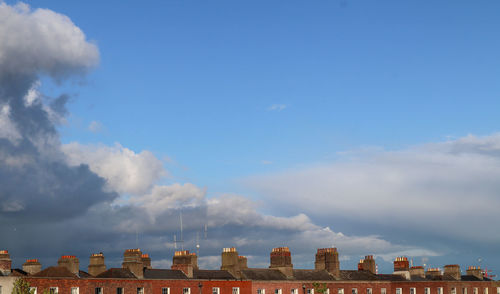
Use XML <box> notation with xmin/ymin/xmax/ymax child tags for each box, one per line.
<box><xmin>24</xmin><ymin>278</ymin><xmax>251</xmax><ymax>294</ymax></box>
<box><xmin>250</xmin><ymin>281</ymin><xmax>393</xmax><ymax>294</ymax></box>
<box><xmin>22</xmin><ymin>277</ymin><xmax>498</xmax><ymax>294</ymax></box>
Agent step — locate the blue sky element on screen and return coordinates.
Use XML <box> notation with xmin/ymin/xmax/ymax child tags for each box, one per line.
<box><xmin>42</xmin><ymin>0</ymin><xmax>500</xmax><ymax>181</ymax></box>
<box><xmin>1</xmin><ymin>0</ymin><xmax>500</xmax><ymax>274</ymax></box>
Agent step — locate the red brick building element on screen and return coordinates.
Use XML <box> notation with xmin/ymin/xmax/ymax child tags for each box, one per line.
<box><xmin>0</xmin><ymin>247</ymin><xmax>498</xmax><ymax>294</ymax></box>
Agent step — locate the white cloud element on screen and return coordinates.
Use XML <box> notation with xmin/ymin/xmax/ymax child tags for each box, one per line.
<box><xmin>267</xmin><ymin>104</ymin><xmax>287</xmax><ymax>111</ymax></box>
<box><xmin>0</xmin><ymin>2</ymin><xmax>99</xmax><ymax>79</ymax></box>
<box><xmin>207</xmin><ymin>194</ymin><xmax>316</xmax><ymax>230</ymax></box>
<box><xmin>23</xmin><ymin>81</ymin><xmax>41</xmax><ymax>106</ymax></box>
<box><xmin>1</xmin><ymin>200</ymin><xmax>25</xmax><ymax>212</ymax></box>
<box><xmin>133</xmin><ymin>183</ymin><xmax>206</xmax><ymax>221</ymax></box>
<box><xmin>62</xmin><ymin>142</ymin><xmax>166</xmax><ymax>195</ymax></box>
<box><xmin>245</xmin><ymin>133</ymin><xmax>500</xmax><ymax>245</ymax></box>
<box><xmin>0</xmin><ymin>104</ymin><xmax>21</xmax><ymax>144</ymax></box>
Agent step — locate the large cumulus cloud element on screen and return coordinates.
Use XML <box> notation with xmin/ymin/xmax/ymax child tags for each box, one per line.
<box><xmin>0</xmin><ymin>2</ymin><xmax>114</xmax><ymax>221</ymax></box>
<box><xmin>0</xmin><ymin>2</ymin><xmax>98</xmax><ymax>79</ymax></box>
<box><xmin>62</xmin><ymin>143</ymin><xmax>166</xmax><ymax>195</ymax></box>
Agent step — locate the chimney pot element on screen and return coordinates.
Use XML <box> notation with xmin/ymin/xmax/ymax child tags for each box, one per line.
<box><xmin>89</xmin><ymin>252</ymin><xmax>106</xmax><ymax>276</ymax></box>
<box><xmin>0</xmin><ymin>250</ymin><xmax>12</xmax><ymax>275</ymax></box>
<box><xmin>172</xmin><ymin>250</ymin><xmax>198</xmax><ymax>278</ymax></box>
<box><xmin>58</xmin><ymin>255</ymin><xmax>80</xmax><ymax>276</ymax></box>
<box><xmin>315</xmin><ymin>247</ymin><xmax>340</xmax><ymax>278</ymax></box>
<box><xmin>122</xmin><ymin>249</ymin><xmax>144</xmax><ymax>278</ymax></box>
<box><xmin>23</xmin><ymin>259</ymin><xmax>42</xmax><ymax>275</ymax></box>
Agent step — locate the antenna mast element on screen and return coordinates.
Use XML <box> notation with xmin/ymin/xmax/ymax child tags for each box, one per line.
<box><xmin>180</xmin><ymin>211</ymin><xmax>184</xmax><ymax>250</ymax></box>
<box><xmin>135</xmin><ymin>228</ymin><xmax>138</xmax><ymax>248</ymax></box>
<box><xmin>196</xmin><ymin>231</ymin><xmax>200</xmax><ymax>256</ymax></box>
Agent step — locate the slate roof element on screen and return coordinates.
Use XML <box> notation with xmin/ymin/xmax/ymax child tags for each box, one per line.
<box><xmin>241</xmin><ymin>268</ymin><xmax>287</xmax><ymax>280</ymax></box>
<box><xmin>10</xmin><ymin>269</ymin><xmax>28</xmax><ymax>276</ymax></box>
<box><xmin>340</xmin><ymin>270</ymin><xmax>379</xmax><ymax>281</ymax></box>
<box><xmin>193</xmin><ymin>270</ymin><xmax>235</xmax><ymax>280</ymax></box>
<box><xmin>441</xmin><ymin>274</ymin><xmax>461</xmax><ymax>281</ymax></box>
<box><xmin>95</xmin><ymin>268</ymin><xmax>137</xmax><ymax>279</ymax></box>
<box><xmin>241</xmin><ymin>268</ymin><xmax>419</xmax><ymax>281</ymax></box>
<box><xmin>408</xmin><ymin>275</ymin><xmax>428</xmax><ymax>281</ymax></box>
<box><xmin>424</xmin><ymin>274</ymin><xmax>445</xmax><ymax>281</ymax></box>
<box><xmin>292</xmin><ymin>270</ymin><xmax>335</xmax><ymax>281</ymax></box>
<box><xmin>144</xmin><ymin>269</ymin><xmax>188</xmax><ymax>280</ymax></box>
<box><xmin>79</xmin><ymin>270</ymin><xmax>92</xmax><ymax>278</ymax></box>
<box><xmin>377</xmin><ymin>274</ymin><xmax>408</xmax><ymax>281</ymax></box>
<box><xmin>461</xmin><ymin>275</ymin><xmax>491</xmax><ymax>282</ymax></box>
<box><xmin>241</xmin><ymin>268</ymin><xmax>337</xmax><ymax>281</ymax></box>
<box><xmin>32</xmin><ymin>266</ymin><xmax>77</xmax><ymax>278</ymax></box>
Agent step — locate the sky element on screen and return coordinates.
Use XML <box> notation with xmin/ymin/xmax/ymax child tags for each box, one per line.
<box><xmin>0</xmin><ymin>0</ymin><xmax>500</xmax><ymax>276</ymax></box>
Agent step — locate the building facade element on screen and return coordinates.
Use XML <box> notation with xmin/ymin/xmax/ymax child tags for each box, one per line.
<box><xmin>0</xmin><ymin>248</ymin><xmax>498</xmax><ymax>294</ymax></box>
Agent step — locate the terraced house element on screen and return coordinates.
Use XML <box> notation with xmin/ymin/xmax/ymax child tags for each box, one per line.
<box><xmin>0</xmin><ymin>248</ymin><xmax>498</xmax><ymax>294</ymax></box>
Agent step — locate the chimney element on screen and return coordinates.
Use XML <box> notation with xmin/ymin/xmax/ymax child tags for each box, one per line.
<box><xmin>444</xmin><ymin>264</ymin><xmax>461</xmax><ymax>280</ymax></box>
<box><xmin>171</xmin><ymin>250</ymin><xmax>198</xmax><ymax>278</ymax></box>
<box><xmin>315</xmin><ymin>248</ymin><xmax>340</xmax><ymax>278</ymax></box>
<box><xmin>358</xmin><ymin>259</ymin><xmax>364</xmax><ymax>271</ymax></box>
<box><xmin>466</xmin><ymin>266</ymin><xmax>483</xmax><ymax>280</ymax></box>
<box><xmin>122</xmin><ymin>249</ymin><xmax>144</xmax><ymax>279</ymax></box>
<box><xmin>221</xmin><ymin>248</ymin><xmax>246</xmax><ymax>278</ymax></box>
<box><xmin>393</xmin><ymin>257</ymin><xmax>410</xmax><ymax>279</ymax></box>
<box><xmin>88</xmin><ymin>253</ymin><xmax>106</xmax><ymax>277</ymax></box>
<box><xmin>58</xmin><ymin>255</ymin><xmax>79</xmax><ymax>276</ymax></box>
<box><xmin>238</xmin><ymin>256</ymin><xmax>248</xmax><ymax>269</ymax></box>
<box><xmin>23</xmin><ymin>259</ymin><xmax>42</xmax><ymax>275</ymax></box>
<box><xmin>360</xmin><ymin>255</ymin><xmax>376</xmax><ymax>274</ymax></box>
<box><xmin>141</xmin><ymin>254</ymin><xmax>152</xmax><ymax>269</ymax></box>
<box><xmin>410</xmin><ymin>266</ymin><xmax>425</xmax><ymax>278</ymax></box>
<box><xmin>269</xmin><ymin>247</ymin><xmax>293</xmax><ymax>278</ymax></box>
<box><xmin>394</xmin><ymin>256</ymin><xmax>410</xmax><ymax>271</ymax></box>
<box><xmin>426</xmin><ymin>268</ymin><xmax>442</xmax><ymax>278</ymax></box>
<box><xmin>0</xmin><ymin>250</ymin><xmax>12</xmax><ymax>275</ymax></box>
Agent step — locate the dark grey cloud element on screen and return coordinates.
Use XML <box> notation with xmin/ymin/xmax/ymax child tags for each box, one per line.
<box><xmin>0</xmin><ymin>3</ymin><xmax>115</xmax><ymax>221</ymax></box>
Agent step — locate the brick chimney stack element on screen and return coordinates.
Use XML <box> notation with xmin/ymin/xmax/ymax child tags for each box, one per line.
<box><xmin>88</xmin><ymin>253</ymin><xmax>106</xmax><ymax>277</ymax></box>
<box><xmin>239</xmin><ymin>256</ymin><xmax>248</xmax><ymax>269</ymax></box>
<box><xmin>58</xmin><ymin>255</ymin><xmax>80</xmax><ymax>276</ymax></box>
<box><xmin>394</xmin><ymin>256</ymin><xmax>410</xmax><ymax>271</ymax></box>
<box><xmin>359</xmin><ymin>255</ymin><xmax>376</xmax><ymax>274</ymax></box>
<box><xmin>141</xmin><ymin>254</ymin><xmax>152</xmax><ymax>269</ymax></box>
<box><xmin>393</xmin><ymin>257</ymin><xmax>410</xmax><ymax>279</ymax></box>
<box><xmin>358</xmin><ymin>259</ymin><xmax>364</xmax><ymax>271</ymax></box>
<box><xmin>171</xmin><ymin>250</ymin><xmax>198</xmax><ymax>278</ymax></box>
<box><xmin>122</xmin><ymin>249</ymin><xmax>144</xmax><ymax>279</ymax></box>
<box><xmin>426</xmin><ymin>268</ymin><xmax>442</xmax><ymax>278</ymax></box>
<box><xmin>315</xmin><ymin>248</ymin><xmax>340</xmax><ymax>278</ymax></box>
<box><xmin>23</xmin><ymin>259</ymin><xmax>42</xmax><ymax>275</ymax></box>
<box><xmin>221</xmin><ymin>247</ymin><xmax>247</xmax><ymax>279</ymax></box>
<box><xmin>0</xmin><ymin>250</ymin><xmax>12</xmax><ymax>276</ymax></box>
<box><xmin>410</xmin><ymin>266</ymin><xmax>425</xmax><ymax>278</ymax></box>
<box><xmin>269</xmin><ymin>247</ymin><xmax>293</xmax><ymax>278</ymax></box>
<box><xmin>444</xmin><ymin>264</ymin><xmax>461</xmax><ymax>280</ymax></box>
<box><xmin>466</xmin><ymin>266</ymin><xmax>483</xmax><ymax>280</ymax></box>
